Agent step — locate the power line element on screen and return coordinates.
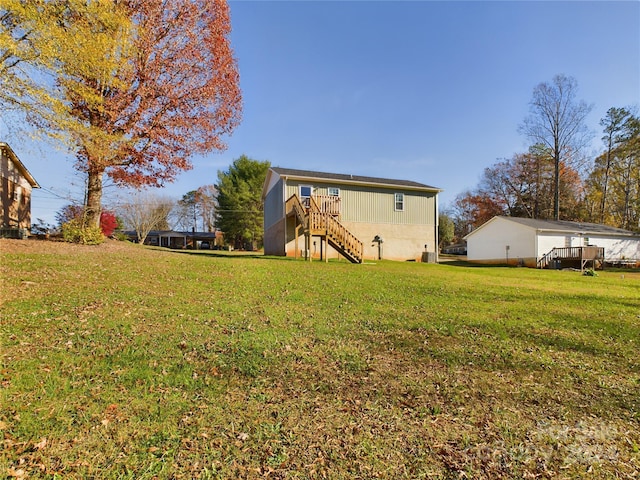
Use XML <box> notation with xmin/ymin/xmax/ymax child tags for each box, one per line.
<box><xmin>32</xmin><ymin>186</ymin><xmax>81</xmax><ymax>203</ymax></box>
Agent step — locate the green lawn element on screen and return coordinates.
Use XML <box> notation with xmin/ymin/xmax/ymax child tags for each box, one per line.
<box><xmin>1</xmin><ymin>240</ymin><xmax>639</xmax><ymax>479</ymax></box>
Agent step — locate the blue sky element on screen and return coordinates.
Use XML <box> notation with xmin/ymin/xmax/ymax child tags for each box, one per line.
<box><xmin>10</xmin><ymin>0</ymin><xmax>640</xmax><ymax>225</ymax></box>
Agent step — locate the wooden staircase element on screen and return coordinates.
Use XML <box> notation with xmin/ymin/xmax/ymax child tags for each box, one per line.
<box><xmin>285</xmin><ymin>194</ymin><xmax>363</xmax><ymax>264</ymax></box>
<box><xmin>537</xmin><ymin>246</ymin><xmax>605</xmax><ymax>270</ymax></box>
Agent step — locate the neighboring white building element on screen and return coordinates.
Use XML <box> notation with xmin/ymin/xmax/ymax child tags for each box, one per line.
<box><xmin>465</xmin><ymin>216</ymin><xmax>640</xmax><ymax>268</ymax></box>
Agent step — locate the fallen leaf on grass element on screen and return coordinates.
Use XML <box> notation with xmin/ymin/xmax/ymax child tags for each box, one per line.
<box><xmin>34</xmin><ymin>437</ymin><xmax>47</xmax><ymax>450</ymax></box>
<box><xmin>7</xmin><ymin>468</ymin><xmax>27</xmax><ymax>479</ymax></box>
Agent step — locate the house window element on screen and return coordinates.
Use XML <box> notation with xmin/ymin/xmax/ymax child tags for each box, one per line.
<box><xmin>299</xmin><ymin>185</ymin><xmax>312</xmax><ymax>199</ymax></box>
<box><xmin>328</xmin><ymin>187</ymin><xmax>340</xmax><ymax>197</ymax></box>
<box><xmin>394</xmin><ymin>193</ymin><xmax>404</xmax><ymax>211</ymax></box>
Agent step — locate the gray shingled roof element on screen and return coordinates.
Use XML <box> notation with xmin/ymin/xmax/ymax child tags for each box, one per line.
<box><xmin>501</xmin><ymin>216</ymin><xmax>638</xmax><ymax>236</ymax></box>
<box><xmin>271</xmin><ymin>167</ymin><xmax>440</xmax><ymax>191</ymax></box>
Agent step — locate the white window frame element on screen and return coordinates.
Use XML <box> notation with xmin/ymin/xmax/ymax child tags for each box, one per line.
<box><xmin>394</xmin><ymin>193</ymin><xmax>404</xmax><ymax>211</ymax></box>
<box><xmin>299</xmin><ymin>184</ymin><xmax>313</xmax><ymax>199</ymax></box>
<box><xmin>328</xmin><ymin>187</ymin><xmax>340</xmax><ymax>197</ymax></box>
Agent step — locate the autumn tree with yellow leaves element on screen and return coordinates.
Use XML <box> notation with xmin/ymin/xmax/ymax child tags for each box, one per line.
<box><xmin>0</xmin><ymin>0</ymin><xmax>242</xmax><ymax>230</ymax></box>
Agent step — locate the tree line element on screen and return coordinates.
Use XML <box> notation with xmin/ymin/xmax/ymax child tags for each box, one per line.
<box><xmin>448</xmin><ymin>75</ymin><xmax>639</xmax><ymax>241</ymax></box>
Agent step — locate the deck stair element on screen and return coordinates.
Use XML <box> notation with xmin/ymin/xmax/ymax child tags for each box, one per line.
<box><xmin>285</xmin><ymin>194</ymin><xmax>363</xmax><ymax>263</ymax></box>
<box><xmin>537</xmin><ymin>246</ymin><xmax>605</xmax><ymax>270</ymax></box>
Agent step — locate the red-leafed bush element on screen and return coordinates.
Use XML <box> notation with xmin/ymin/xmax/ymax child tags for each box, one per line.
<box><xmin>100</xmin><ymin>211</ymin><xmax>118</xmax><ymax>237</ymax></box>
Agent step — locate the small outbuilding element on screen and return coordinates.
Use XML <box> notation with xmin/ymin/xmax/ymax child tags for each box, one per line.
<box><xmin>465</xmin><ymin>216</ymin><xmax>640</xmax><ymax>268</ymax></box>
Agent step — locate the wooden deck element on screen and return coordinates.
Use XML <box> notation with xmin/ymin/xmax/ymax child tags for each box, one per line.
<box><xmin>537</xmin><ymin>246</ymin><xmax>605</xmax><ymax>270</ymax></box>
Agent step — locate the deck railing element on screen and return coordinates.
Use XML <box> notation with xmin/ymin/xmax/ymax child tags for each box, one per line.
<box><xmin>312</xmin><ymin>195</ymin><xmax>341</xmax><ymax>216</ymax></box>
<box><xmin>538</xmin><ymin>246</ymin><xmax>605</xmax><ymax>269</ymax></box>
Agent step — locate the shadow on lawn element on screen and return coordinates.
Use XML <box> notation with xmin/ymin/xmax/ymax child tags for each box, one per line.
<box><xmin>166</xmin><ymin>249</ymin><xmax>262</xmax><ymax>259</ymax></box>
<box><xmin>166</xmin><ymin>249</ymin><xmax>516</xmax><ymax>266</ymax></box>
<box><xmin>163</xmin><ymin>248</ymin><xmax>305</xmax><ymax>262</ymax></box>
<box><xmin>439</xmin><ymin>260</ymin><xmax>511</xmax><ymax>268</ymax></box>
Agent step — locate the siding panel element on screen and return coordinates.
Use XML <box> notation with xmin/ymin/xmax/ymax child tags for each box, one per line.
<box><xmin>264</xmin><ymin>178</ymin><xmax>284</xmax><ymax>230</ymax></box>
<box><xmin>283</xmin><ymin>179</ymin><xmax>435</xmax><ymax>225</ymax></box>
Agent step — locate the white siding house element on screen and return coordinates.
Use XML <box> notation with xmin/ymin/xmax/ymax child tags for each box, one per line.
<box><xmin>465</xmin><ymin>216</ymin><xmax>640</xmax><ymax>268</ymax></box>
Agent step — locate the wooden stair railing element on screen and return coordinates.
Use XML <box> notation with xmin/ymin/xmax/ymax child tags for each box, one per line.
<box><xmin>309</xmin><ymin>211</ymin><xmax>363</xmax><ymax>263</ymax></box>
<box><xmin>285</xmin><ymin>194</ymin><xmax>308</xmax><ymax>229</ymax></box>
<box><xmin>285</xmin><ymin>194</ymin><xmax>363</xmax><ymax>263</ymax></box>
<box><xmin>537</xmin><ymin>249</ymin><xmax>556</xmax><ymax>269</ymax></box>
<box><xmin>325</xmin><ymin>215</ymin><xmax>364</xmax><ymax>263</ymax></box>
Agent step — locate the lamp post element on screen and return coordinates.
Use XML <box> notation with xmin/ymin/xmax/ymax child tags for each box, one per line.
<box><xmin>372</xmin><ymin>235</ymin><xmax>383</xmax><ymax>260</ymax></box>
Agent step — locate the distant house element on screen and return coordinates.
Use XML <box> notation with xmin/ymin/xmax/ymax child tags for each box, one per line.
<box><xmin>124</xmin><ymin>230</ymin><xmax>223</xmax><ymax>249</ymax></box>
<box><xmin>142</xmin><ymin>230</ymin><xmax>188</xmax><ymax>249</ymax></box>
<box><xmin>1</xmin><ymin>142</ymin><xmax>40</xmax><ymax>237</ymax></box>
<box><xmin>262</xmin><ymin>167</ymin><xmax>441</xmax><ymax>263</ymax></box>
<box><xmin>465</xmin><ymin>216</ymin><xmax>640</xmax><ymax>268</ymax></box>
<box><xmin>441</xmin><ymin>242</ymin><xmax>467</xmax><ymax>255</ymax></box>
